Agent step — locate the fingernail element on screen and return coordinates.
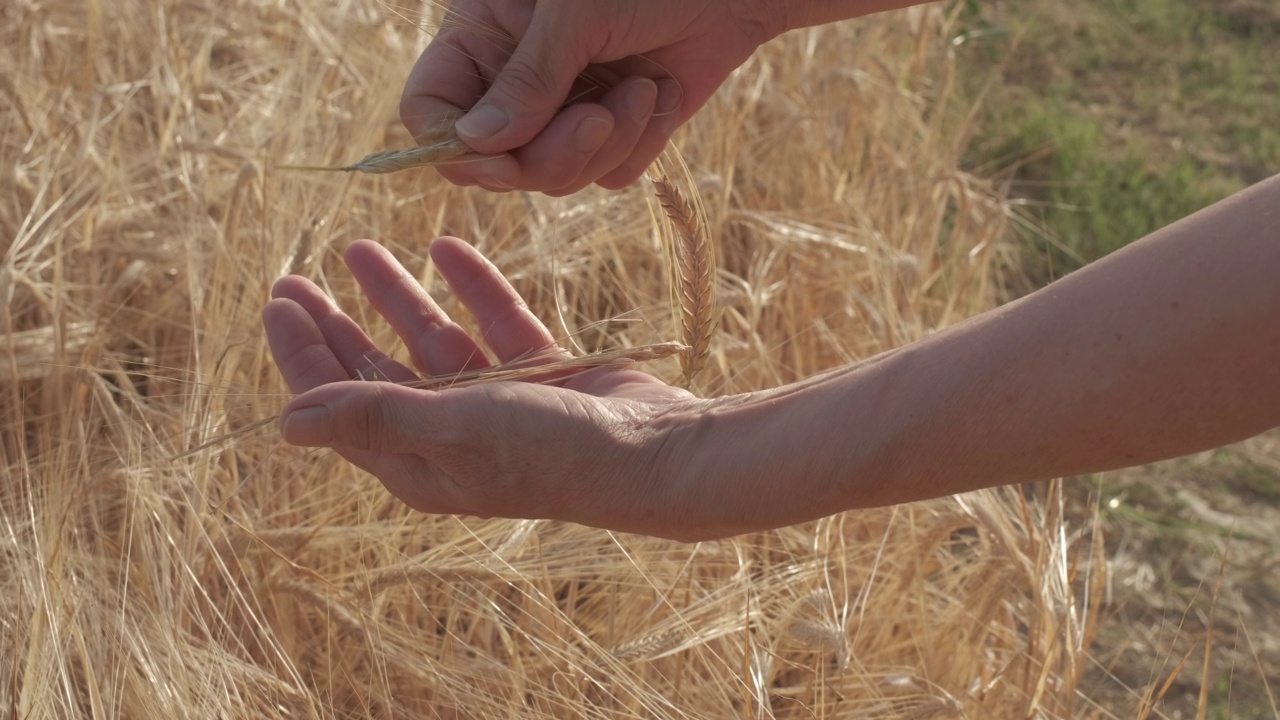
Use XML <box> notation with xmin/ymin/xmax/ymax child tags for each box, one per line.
<box><xmin>574</xmin><ymin>116</ymin><xmax>612</xmax><ymax>154</ymax></box>
<box><xmin>281</xmin><ymin>406</ymin><xmax>332</xmax><ymax>446</ymax></box>
<box><xmin>625</xmin><ymin>78</ymin><xmax>658</xmax><ymax>123</ymax></box>
<box><xmin>456</xmin><ymin>103</ymin><xmax>509</xmax><ymax>141</ymax></box>
<box><xmin>654</xmin><ymin>79</ymin><xmax>683</xmax><ymax>117</ymax></box>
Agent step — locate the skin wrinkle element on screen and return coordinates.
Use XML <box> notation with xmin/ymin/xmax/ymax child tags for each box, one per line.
<box><xmin>318</xmin><ymin>318</ymin><xmax>398</xmax><ymax>380</ymax></box>
<box><xmin>404</xmin><ymin>309</ymin><xmax>457</xmax><ymax>371</ymax></box>
<box><xmin>726</xmin><ymin>0</ymin><xmax>785</xmax><ymax>47</ymax></box>
<box><xmin>544</xmin><ymin>391</ymin><xmax>607</xmax><ymax>518</ymax></box>
<box><xmin>351</xmin><ymin>382</ymin><xmax>394</xmax><ymax>455</ymax></box>
<box><xmin>571</xmin><ymin>393</ymin><xmax>683</xmax><ymax>535</ymax></box>
<box><xmin>288</xmin><ymin>344</ymin><xmax>345</xmax><ymax>388</ymax></box>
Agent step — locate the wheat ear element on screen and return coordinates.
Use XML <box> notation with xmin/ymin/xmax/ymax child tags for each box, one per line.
<box><xmin>277</xmin><ymin>136</ymin><xmax>470</xmax><ymax>174</ymax></box>
<box><xmin>650</xmin><ymin>173</ymin><xmax>716</xmax><ymax>388</ymax></box>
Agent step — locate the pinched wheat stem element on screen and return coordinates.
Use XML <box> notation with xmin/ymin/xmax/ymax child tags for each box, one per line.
<box><xmin>277</xmin><ymin>136</ymin><xmax>470</xmax><ymax>174</ymax></box>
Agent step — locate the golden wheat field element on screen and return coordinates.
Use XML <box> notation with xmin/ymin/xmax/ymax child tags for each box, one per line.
<box><xmin>5</xmin><ymin>0</ymin><xmax>1258</xmax><ymax>717</ymax></box>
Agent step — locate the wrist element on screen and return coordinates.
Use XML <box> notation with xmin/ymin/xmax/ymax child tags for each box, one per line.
<box><xmin>655</xmin><ymin>360</ymin><xmax>903</xmax><ymax>539</ymax></box>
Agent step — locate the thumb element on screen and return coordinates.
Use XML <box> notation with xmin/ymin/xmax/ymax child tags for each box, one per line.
<box><xmin>280</xmin><ymin>382</ymin><xmax>457</xmax><ymax>456</ymax></box>
<box><xmin>454</xmin><ymin>6</ymin><xmax>596</xmax><ymax>153</ymax></box>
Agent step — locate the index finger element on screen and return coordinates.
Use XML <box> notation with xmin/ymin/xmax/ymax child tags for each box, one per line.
<box><xmin>400</xmin><ymin>6</ymin><xmax>521</xmax><ymax>144</ymax></box>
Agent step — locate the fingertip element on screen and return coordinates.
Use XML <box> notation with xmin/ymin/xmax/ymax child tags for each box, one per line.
<box><xmin>342</xmin><ymin>237</ymin><xmax>374</xmax><ymax>258</ymax></box>
<box><xmin>343</xmin><ymin>238</ymin><xmax>385</xmax><ymax>268</ymax></box>
<box><xmin>269</xmin><ymin>278</ymin><xmax>288</xmax><ymax>300</ymax></box>
<box><xmin>455</xmin><ymin>103</ymin><xmax>511</xmax><ymax>145</ymax></box>
<box><xmin>543</xmin><ymin>185</ymin><xmax>583</xmax><ymax>199</ymax></box>
<box><xmin>280</xmin><ymin>404</ymin><xmax>333</xmax><ymax>446</ymax></box>
<box><xmin>428</xmin><ymin>235</ymin><xmax>472</xmax><ymax>258</ymax></box>
<box><xmin>454</xmin><ymin>98</ymin><xmax>555</xmax><ymax>156</ymax></box>
<box><xmin>262</xmin><ymin>296</ymin><xmax>298</xmax><ymax>328</ymax></box>
<box><xmin>269</xmin><ymin>275</ymin><xmax>311</xmax><ymax>301</ymax></box>
<box><xmin>624</xmin><ymin>78</ymin><xmax>659</xmax><ymax>124</ymax></box>
<box><xmin>654</xmin><ymin>78</ymin><xmax>684</xmax><ymax>118</ymax></box>
<box><xmin>342</xmin><ymin>241</ymin><xmax>408</xmax><ymax>295</ymax></box>
<box><xmin>428</xmin><ymin>235</ymin><xmax>486</xmax><ymax>276</ymax></box>
<box><xmin>597</xmin><ymin>107</ymin><xmax>684</xmax><ymax>190</ymax></box>
<box><xmin>573</xmin><ymin>115</ymin><xmax>614</xmax><ymax>155</ymax></box>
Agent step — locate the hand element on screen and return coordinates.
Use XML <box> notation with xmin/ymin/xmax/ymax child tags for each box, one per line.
<box><xmin>400</xmin><ymin>0</ymin><xmax>782</xmax><ymax>195</ymax></box>
<box><xmin>262</xmin><ymin>237</ymin><xmax>708</xmax><ymax>538</ymax></box>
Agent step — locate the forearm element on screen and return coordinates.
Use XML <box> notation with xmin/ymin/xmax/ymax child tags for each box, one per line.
<box><xmin>876</xmin><ymin>173</ymin><xmax>1280</xmax><ymax>500</ymax></box>
<box><xmin>680</xmin><ymin>174</ymin><xmax>1280</xmax><ymax>533</ymax></box>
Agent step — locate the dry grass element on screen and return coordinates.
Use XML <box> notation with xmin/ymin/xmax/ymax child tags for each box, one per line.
<box><xmin>0</xmin><ymin>0</ymin><xmax>1134</xmax><ymax>717</ymax></box>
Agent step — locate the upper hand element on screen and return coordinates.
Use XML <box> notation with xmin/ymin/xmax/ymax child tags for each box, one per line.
<box><xmin>400</xmin><ymin>0</ymin><xmax>780</xmax><ymax>195</ymax></box>
<box><xmin>262</xmin><ymin>237</ymin><xmax>710</xmax><ymax>538</ymax></box>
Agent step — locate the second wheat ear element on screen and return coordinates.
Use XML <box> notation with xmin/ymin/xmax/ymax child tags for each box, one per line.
<box><xmin>648</xmin><ymin>171</ymin><xmax>716</xmax><ymax>389</ymax></box>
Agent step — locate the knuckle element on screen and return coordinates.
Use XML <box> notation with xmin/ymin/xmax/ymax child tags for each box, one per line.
<box><xmin>491</xmin><ymin>294</ymin><xmax>536</xmax><ymax>329</ymax></box>
<box><xmin>343</xmin><ymin>384</ymin><xmax>392</xmax><ymax>452</ymax></box>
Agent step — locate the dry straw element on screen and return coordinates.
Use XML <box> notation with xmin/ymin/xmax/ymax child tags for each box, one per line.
<box><xmin>6</xmin><ymin>0</ymin><xmax>1247</xmax><ymax>718</ymax></box>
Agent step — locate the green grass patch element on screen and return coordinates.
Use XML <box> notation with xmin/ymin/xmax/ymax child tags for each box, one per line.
<box><xmin>953</xmin><ymin>0</ymin><xmax>1280</xmax><ymax>284</ymax></box>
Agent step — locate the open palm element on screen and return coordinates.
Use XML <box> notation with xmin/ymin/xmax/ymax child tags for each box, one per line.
<box><xmin>262</xmin><ymin>238</ymin><xmax>698</xmax><ymax>533</ymax></box>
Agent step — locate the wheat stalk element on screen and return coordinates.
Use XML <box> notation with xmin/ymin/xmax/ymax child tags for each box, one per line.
<box><xmin>178</xmin><ymin>341</ymin><xmax>686</xmax><ymax>459</ymax></box>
